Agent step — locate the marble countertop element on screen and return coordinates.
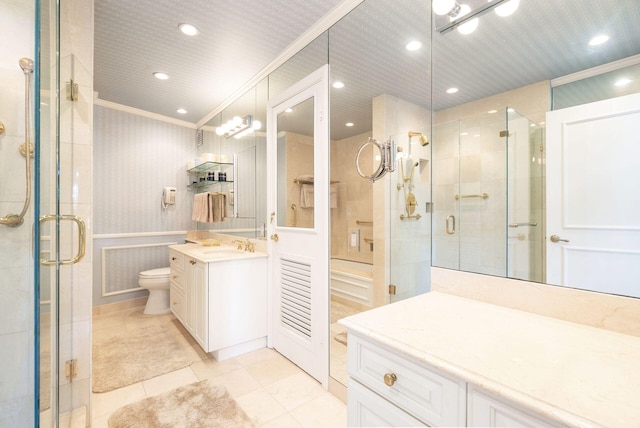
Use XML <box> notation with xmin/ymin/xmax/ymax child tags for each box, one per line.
<box><xmin>339</xmin><ymin>291</ymin><xmax>640</xmax><ymax>427</ymax></box>
<box><xmin>169</xmin><ymin>243</ymin><xmax>268</xmax><ymax>263</ymax></box>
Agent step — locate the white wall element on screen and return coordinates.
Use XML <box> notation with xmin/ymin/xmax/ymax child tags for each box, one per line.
<box><xmin>92</xmin><ymin>104</ymin><xmax>195</xmax><ymax>307</ymax></box>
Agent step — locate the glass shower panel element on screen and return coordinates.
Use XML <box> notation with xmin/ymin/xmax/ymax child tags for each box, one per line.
<box><xmin>506</xmin><ymin>110</ymin><xmax>545</xmax><ymax>282</ymax></box>
<box><xmin>431</xmin><ymin>120</ymin><xmax>461</xmax><ymax>270</ymax></box>
<box><xmin>458</xmin><ymin>111</ymin><xmax>507</xmax><ymax>277</ymax></box>
<box><xmin>389</xmin><ymin>130</ymin><xmax>431</xmax><ymax>304</ymax></box>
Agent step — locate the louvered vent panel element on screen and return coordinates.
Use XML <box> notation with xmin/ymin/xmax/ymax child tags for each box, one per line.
<box><xmin>280</xmin><ymin>258</ymin><xmax>312</xmax><ymax>340</ymax></box>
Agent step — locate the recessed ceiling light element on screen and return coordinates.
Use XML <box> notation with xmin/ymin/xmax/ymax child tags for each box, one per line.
<box><xmin>176</xmin><ymin>108</ymin><xmax>187</xmax><ymax>114</ymax></box>
<box><xmin>345</xmin><ymin>122</ymin><xmax>354</xmax><ymax>127</ymax></box>
<box><xmin>446</xmin><ymin>87</ymin><xmax>459</xmax><ymax>94</ymax></box>
<box><xmin>615</xmin><ymin>78</ymin><xmax>632</xmax><ymax>86</ymax></box>
<box><xmin>153</xmin><ymin>72</ymin><xmax>169</xmax><ymax>80</ymax></box>
<box><xmin>179</xmin><ymin>23</ymin><xmax>199</xmax><ymax>36</ymax></box>
<box><xmin>488</xmin><ymin>109</ymin><xmax>497</xmax><ymax>114</ymax></box>
<box><xmin>332</xmin><ymin>81</ymin><xmax>345</xmax><ymax>89</ymax></box>
<box><xmin>285</xmin><ymin>108</ymin><xmax>293</xmax><ymax>113</ymax></box>
<box><xmin>460</xmin><ymin>132</ymin><xmax>469</xmax><ymax>136</ymax></box>
<box><xmin>405</xmin><ymin>40</ymin><xmax>423</xmax><ymax>51</ymax></box>
<box><xmin>589</xmin><ymin>34</ymin><xmax>609</xmax><ymax>46</ymax></box>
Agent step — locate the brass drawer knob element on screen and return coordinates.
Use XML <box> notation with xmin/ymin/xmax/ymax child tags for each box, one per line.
<box><xmin>383</xmin><ymin>372</ymin><xmax>397</xmax><ymax>386</ymax></box>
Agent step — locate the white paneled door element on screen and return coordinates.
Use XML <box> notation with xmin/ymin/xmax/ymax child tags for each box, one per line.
<box><xmin>267</xmin><ymin>66</ymin><xmax>329</xmax><ymax>386</ymax></box>
<box><xmin>546</xmin><ymin>92</ymin><xmax>640</xmax><ymax>297</ymax></box>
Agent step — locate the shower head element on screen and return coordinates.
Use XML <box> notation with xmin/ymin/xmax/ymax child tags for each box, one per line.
<box><xmin>408</xmin><ymin>131</ymin><xmax>429</xmax><ymax>146</ymax></box>
<box><xmin>19</xmin><ymin>58</ymin><xmax>34</xmax><ymax>74</ymax></box>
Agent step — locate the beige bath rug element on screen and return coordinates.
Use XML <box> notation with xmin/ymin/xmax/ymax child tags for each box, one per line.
<box><xmin>108</xmin><ymin>380</ymin><xmax>254</xmax><ymax>428</ymax></box>
<box><xmin>334</xmin><ymin>331</ymin><xmax>348</xmax><ymax>346</ymax></box>
<box><xmin>93</xmin><ymin>324</ymin><xmax>193</xmax><ymax>393</ymax></box>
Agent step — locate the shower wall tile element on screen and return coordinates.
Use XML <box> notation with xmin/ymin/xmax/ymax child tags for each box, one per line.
<box><xmin>0</xmin><ymin>266</ymin><xmax>30</xmax><ymax>336</ymax></box>
<box><xmin>0</xmin><ymin>331</ymin><xmax>30</xmax><ymax>401</ymax></box>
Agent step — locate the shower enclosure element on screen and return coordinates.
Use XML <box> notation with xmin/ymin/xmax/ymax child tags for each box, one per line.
<box><xmin>432</xmin><ymin>108</ymin><xmax>545</xmax><ymax>282</ymax></box>
<box><xmin>1</xmin><ymin>1</ymin><xmax>92</xmax><ymax>426</ymax></box>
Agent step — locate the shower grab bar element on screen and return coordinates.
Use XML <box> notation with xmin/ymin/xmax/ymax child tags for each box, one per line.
<box><xmin>455</xmin><ymin>193</ymin><xmax>489</xmax><ymax>200</ymax></box>
<box><xmin>1</xmin><ymin>58</ymin><xmax>34</xmax><ymax>228</ymax></box>
<box><xmin>356</xmin><ymin>220</ymin><xmax>373</xmax><ymax>225</ymax></box>
<box><xmin>39</xmin><ymin>215</ymin><xmax>86</xmax><ymax>266</ymax></box>
<box><xmin>509</xmin><ymin>222</ymin><xmax>537</xmax><ymax>228</ymax></box>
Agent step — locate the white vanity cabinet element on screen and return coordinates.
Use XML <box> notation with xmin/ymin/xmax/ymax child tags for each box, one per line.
<box><xmin>341</xmin><ymin>291</ymin><xmax>640</xmax><ymax>428</ymax></box>
<box><xmin>347</xmin><ymin>333</ymin><xmax>466</xmax><ymax>427</ymax></box>
<box><xmin>169</xmin><ymin>246</ymin><xmax>268</xmax><ymax>360</ymax></box>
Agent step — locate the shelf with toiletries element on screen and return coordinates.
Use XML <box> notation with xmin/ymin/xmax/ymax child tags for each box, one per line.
<box><xmin>187</xmin><ymin>159</ymin><xmax>235</xmax><ymax>191</ymax></box>
<box><xmin>187</xmin><ymin>180</ymin><xmax>234</xmax><ymax>191</ymax></box>
<box><xmin>187</xmin><ymin>161</ymin><xmax>234</xmax><ymax>174</ymax></box>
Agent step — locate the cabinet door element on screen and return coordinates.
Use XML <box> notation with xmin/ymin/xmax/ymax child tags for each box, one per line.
<box><xmin>348</xmin><ymin>379</ymin><xmax>426</xmax><ymax>427</ymax></box>
<box><xmin>193</xmin><ymin>260</ymin><xmax>208</xmax><ymax>350</ymax></box>
<box><xmin>184</xmin><ymin>258</ymin><xmax>196</xmax><ymax>334</ymax></box>
<box><xmin>468</xmin><ymin>387</ymin><xmax>557</xmax><ymax>428</ymax></box>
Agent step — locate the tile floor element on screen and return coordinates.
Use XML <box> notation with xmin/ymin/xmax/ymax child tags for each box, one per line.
<box><xmin>91</xmin><ymin>307</ymin><xmax>347</xmax><ymax>427</ymax></box>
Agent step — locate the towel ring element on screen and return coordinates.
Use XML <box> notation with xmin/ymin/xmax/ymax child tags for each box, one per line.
<box><xmin>355</xmin><ymin>137</ymin><xmax>395</xmax><ymax>183</ymax></box>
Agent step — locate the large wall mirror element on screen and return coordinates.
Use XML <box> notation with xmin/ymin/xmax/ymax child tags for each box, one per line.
<box><xmin>431</xmin><ymin>0</ymin><xmax>640</xmax><ymax>297</ymax></box>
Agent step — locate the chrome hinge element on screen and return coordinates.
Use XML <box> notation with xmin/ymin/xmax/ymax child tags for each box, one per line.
<box><xmin>388</xmin><ymin>284</ymin><xmax>397</xmax><ymax>295</ymax></box>
<box><xmin>65</xmin><ymin>359</ymin><xmax>78</xmax><ymax>381</ymax></box>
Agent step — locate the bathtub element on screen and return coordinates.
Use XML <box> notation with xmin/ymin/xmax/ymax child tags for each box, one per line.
<box><xmin>330</xmin><ymin>259</ymin><xmax>374</xmax><ymax>307</ymax></box>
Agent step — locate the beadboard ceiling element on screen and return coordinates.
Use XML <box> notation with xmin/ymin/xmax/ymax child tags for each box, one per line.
<box><xmin>94</xmin><ymin>0</ymin><xmax>640</xmax><ymax>132</ymax></box>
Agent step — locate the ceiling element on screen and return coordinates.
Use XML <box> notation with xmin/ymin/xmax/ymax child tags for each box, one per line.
<box><xmin>94</xmin><ymin>0</ymin><xmax>640</xmax><ymax>132</ymax></box>
<box><xmin>94</xmin><ymin>0</ymin><xmax>345</xmax><ymax>124</ymax></box>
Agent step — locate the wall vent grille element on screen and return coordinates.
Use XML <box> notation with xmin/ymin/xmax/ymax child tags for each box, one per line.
<box><xmin>280</xmin><ymin>258</ymin><xmax>312</xmax><ymax>340</ymax></box>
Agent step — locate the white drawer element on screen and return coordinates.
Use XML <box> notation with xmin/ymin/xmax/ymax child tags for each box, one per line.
<box><xmin>170</xmin><ymin>267</ymin><xmax>184</xmax><ymax>291</ymax></box>
<box><xmin>349</xmin><ymin>333</ymin><xmax>466</xmax><ymax>427</ymax></box>
<box><xmin>169</xmin><ymin>250</ymin><xmax>184</xmax><ymax>270</ymax></box>
<box><xmin>170</xmin><ymin>286</ymin><xmax>184</xmax><ymax>322</ymax></box>
<box><xmin>348</xmin><ymin>378</ymin><xmax>426</xmax><ymax>427</ymax></box>
<box><xmin>468</xmin><ymin>387</ymin><xmax>557</xmax><ymax>428</ymax></box>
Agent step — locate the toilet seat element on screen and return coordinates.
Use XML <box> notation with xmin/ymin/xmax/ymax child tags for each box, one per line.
<box><xmin>139</xmin><ymin>267</ymin><xmax>170</xmax><ymax>279</ymax></box>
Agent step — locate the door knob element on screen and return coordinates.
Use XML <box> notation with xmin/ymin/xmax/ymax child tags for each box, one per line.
<box><xmin>550</xmin><ymin>234</ymin><xmax>570</xmax><ymax>243</ymax></box>
<box><xmin>270</xmin><ymin>234</ymin><xmax>279</xmax><ymax>242</ymax></box>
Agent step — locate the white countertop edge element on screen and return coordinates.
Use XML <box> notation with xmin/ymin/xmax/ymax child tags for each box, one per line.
<box><xmin>169</xmin><ymin>243</ymin><xmax>269</xmax><ymax>263</ymax></box>
<box><xmin>339</xmin><ymin>298</ymin><xmax>606</xmax><ymax>428</ymax></box>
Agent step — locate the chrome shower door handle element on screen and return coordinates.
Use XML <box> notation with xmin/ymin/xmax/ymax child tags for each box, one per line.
<box><xmin>446</xmin><ymin>215</ymin><xmax>456</xmax><ymax>235</ymax></box>
<box><xmin>39</xmin><ymin>215</ymin><xmax>86</xmax><ymax>266</ymax></box>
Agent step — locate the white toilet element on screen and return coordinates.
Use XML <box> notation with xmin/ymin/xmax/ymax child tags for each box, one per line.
<box><xmin>138</xmin><ymin>267</ymin><xmax>171</xmax><ymax>315</ymax></box>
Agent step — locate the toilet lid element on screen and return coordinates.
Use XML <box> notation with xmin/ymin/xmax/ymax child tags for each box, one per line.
<box><xmin>139</xmin><ymin>267</ymin><xmax>170</xmax><ymax>278</ymax></box>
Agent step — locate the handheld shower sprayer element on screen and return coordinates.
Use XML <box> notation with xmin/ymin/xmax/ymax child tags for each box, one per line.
<box><xmin>1</xmin><ymin>58</ymin><xmax>35</xmax><ymax>227</ymax></box>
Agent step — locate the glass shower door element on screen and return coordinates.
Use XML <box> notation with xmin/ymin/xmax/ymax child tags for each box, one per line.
<box><xmin>38</xmin><ymin>2</ymin><xmax>90</xmax><ymax>425</ymax></box>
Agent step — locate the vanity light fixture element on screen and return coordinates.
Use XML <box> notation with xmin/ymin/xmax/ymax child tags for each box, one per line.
<box><xmin>179</xmin><ymin>23</ymin><xmax>199</xmax><ymax>36</ymax></box>
<box><xmin>446</xmin><ymin>87</ymin><xmax>459</xmax><ymax>94</ymax></box>
<box><xmin>589</xmin><ymin>34</ymin><xmax>610</xmax><ymax>46</ymax></box>
<box><xmin>332</xmin><ymin>81</ymin><xmax>345</xmax><ymax>89</ymax></box>
<box><xmin>176</xmin><ymin>108</ymin><xmax>187</xmax><ymax>114</ymax></box>
<box><xmin>435</xmin><ymin>0</ymin><xmax>516</xmax><ymax>35</ymax></box>
<box><xmin>215</xmin><ymin>115</ymin><xmax>261</xmax><ymax>139</ymax></box>
<box><xmin>493</xmin><ymin>0</ymin><xmax>520</xmax><ymax>17</ymax></box>
<box><xmin>153</xmin><ymin>72</ymin><xmax>169</xmax><ymax>80</ymax></box>
<box><xmin>405</xmin><ymin>40</ymin><xmax>423</xmax><ymax>51</ymax></box>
